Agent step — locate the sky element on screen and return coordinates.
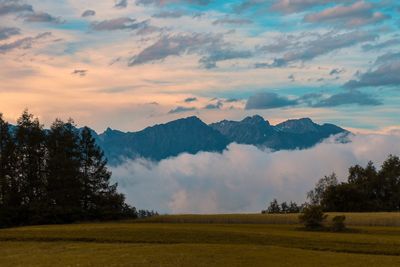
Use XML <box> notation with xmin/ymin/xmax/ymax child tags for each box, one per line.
<box><xmin>2</xmin><ymin>0</ymin><xmax>400</xmax><ymax>214</ymax></box>
<box><xmin>1</xmin><ymin>0</ymin><xmax>399</xmax><ymax>133</ymax></box>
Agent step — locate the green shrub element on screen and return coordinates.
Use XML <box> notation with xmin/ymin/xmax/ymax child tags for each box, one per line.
<box><xmin>299</xmin><ymin>205</ymin><xmax>327</xmax><ymax>229</ymax></box>
<box><xmin>331</xmin><ymin>215</ymin><xmax>346</xmax><ymax>232</ymax></box>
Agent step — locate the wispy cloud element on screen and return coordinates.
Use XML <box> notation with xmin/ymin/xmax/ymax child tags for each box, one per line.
<box><xmin>267</xmin><ymin>31</ymin><xmax>377</xmax><ymax>67</ymax></box>
<box><xmin>0</xmin><ymin>32</ymin><xmax>51</xmax><ymax>54</ymax></box>
<box><xmin>91</xmin><ymin>17</ymin><xmax>149</xmax><ymax>31</ymax></box>
<box><xmin>345</xmin><ymin>53</ymin><xmax>400</xmax><ymax>88</ymax></box>
<box><xmin>0</xmin><ymin>27</ymin><xmax>20</xmax><ymax>40</ymax></box>
<box><xmin>168</xmin><ymin>106</ymin><xmax>196</xmax><ymax>114</ymax></box>
<box><xmin>304</xmin><ymin>1</ymin><xmax>389</xmax><ymax>27</ymax></box>
<box><xmin>246</xmin><ymin>92</ymin><xmax>297</xmax><ymax>110</ymax></box>
<box><xmin>82</xmin><ymin>9</ymin><xmax>96</xmax><ymax>17</ymax></box>
<box><xmin>114</xmin><ymin>0</ymin><xmax>128</xmax><ymax>9</ymax></box>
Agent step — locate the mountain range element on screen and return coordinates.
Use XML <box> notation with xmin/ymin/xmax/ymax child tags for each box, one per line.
<box><xmin>91</xmin><ymin>115</ymin><xmax>349</xmax><ymax>165</ymax></box>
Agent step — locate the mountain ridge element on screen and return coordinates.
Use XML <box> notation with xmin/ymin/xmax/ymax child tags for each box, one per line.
<box><xmin>93</xmin><ymin>115</ymin><xmax>349</xmax><ymax>165</ymax></box>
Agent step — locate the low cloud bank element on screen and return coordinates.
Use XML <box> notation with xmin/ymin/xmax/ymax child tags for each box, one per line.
<box><xmin>110</xmin><ymin>132</ymin><xmax>400</xmax><ymax>214</ymax></box>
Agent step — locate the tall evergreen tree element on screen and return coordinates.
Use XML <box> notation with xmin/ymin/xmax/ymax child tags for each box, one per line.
<box><xmin>0</xmin><ymin>114</ymin><xmax>17</xmax><ymax>226</ymax></box>
<box><xmin>379</xmin><ymin>155</ymin><xmax>400</xmax><ymax>210</ymax></box>
<box><xmin>46</xmin><ymin>119</ymin><xmax>82</xmax><ymax>222</ymax></box>
<box><xmin>14</xmin><ymin>110</ymin><xmax>46</xmax><ymax>223</ymax></box>
<box><xmin>79</xmin><ymin>127</ymin><xmax>128</xmax><ymax>219</ymax></box>
<box><xmin>0</xmin><ymin>111</ymin><xmax>140</xmax><ymax>227</ymax></box>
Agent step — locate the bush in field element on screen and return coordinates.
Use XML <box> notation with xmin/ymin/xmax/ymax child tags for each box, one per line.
<box><xmin>299</xmin><ymin>205</ymin><xmax>327</xmax><ymax>229</ymax></box>
<box><xmin>262</xmin><ymin>200</ymin><xmax>302</xmax><ymax>214</ymax></box>
<box><xmin>331</xmin><ymin>215</ymin><xmax>346</xmax><ymax>232</ymax></box>
<box><xmin>266</xmin><ymin>199</ymin><xmax>281</xmax><ymax>214</ymax></box>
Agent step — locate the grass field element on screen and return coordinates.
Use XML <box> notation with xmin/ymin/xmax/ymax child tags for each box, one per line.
<box><xmin>143</xmin><ymin>212</ymin><xmax>400</xmax><ymax>226</ymax></box>
<box><xmin>1</xmin><ymin>213</ymin><xmax>400</xmax><ymax>266</ymax></box>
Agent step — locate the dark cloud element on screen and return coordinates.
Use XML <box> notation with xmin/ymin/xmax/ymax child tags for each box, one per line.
<box><xmin>204</xmin><ymin>100</ymin><xmax>223</xmax><ymax>110</ymax></box>
<box><xmin>245</xmin><ymin>92</ymin><xmax>297</xmax><ymax>110</ymax></box>
<box><xmin>311</xmin><ymin>90</ymin><xmax>382</xmax><ymax>107</ymax></box>
<box><xmin>254</xmin><ymin>58</ymin><xmax>287</xmax><ymax>68</ymax></box>
<box><xmin>0</xmin><ymin>32</ymin><xmax>51</xmax><ymax>54</ymax></box>
<box><xmin>235</xmin><ymin>0</ymin><xmax>347</xmax><ymax>14</ymax></box>
<box><xmin>136</xmin><ymin>25</ymin><xmax>163</xmax><ymax>35</ymax></box>
<box><xmin>345</xmin><ymin>53</ymin><xmax>400</xmax><ymax>89</ymax></box>
<box><xmin>225</xmin><ymin>98</ymin><xmax>240</xmax><ymax>103</ymax></box>
<box><xmin>129</xmin><ymin>33</ymin><xmax>250</xmax><ymax>68</ymax></box>
<box><xmin>71</xmin><ymin>69</ymin><xmax>88</xmax><ymax>77</ymax></box>
<box><xmin>91</xmin><ymin>17</ymin><xmax>149</xmax><ymax>31</ymax></box>
<box><xmin>199</xmin><ymin>49</ymin><xmax>252</xmax><ymax>69</ymax></box>
<box><xmin>21</xmin><ymin>11</ymin><xmax>63</xmax><ymax>24</ymax></box>
<box><xmin>114</xmin><ymin>0</ymin><xmax>128</xmax><ymax>8</ymax></box>
<box><xmin>304</xmin><ymin>1</ymin><xmax>389</xmax><ymax>28</ymax></box>
<box><xmin>329</xmin><ymin>68</ymin><xmax>345</xmax><ymax>76</ymax></box>
<box><xmin>362</xmin><ymin>39</ymin><xmax>400</xmax><ymax>51</ymax></box>
<box><xmin>184</xmin><ymin>97</ymin><xmax>198</xmax><ymax>103</ymax></box>
<box><xmin>297</xmin><ymin>93</ymin><xmax>324</xmax><ymax>106</ymax></box>
<box><xmin>258</xmin><ymin>34</ymin><xmax>301</xmax><ymax>53</ymax></box>
<box><xmin>136</xmin><ymin>0</ymin><xmax>212</xmax><ymax>6</ymax></box>
<box><xmin>168</xmin><ymin>106</ymin><xmax>196</xmax><ymax>114</ymax></box>
<box><xmin>82</xmin><ymin>9</ymin><xmax>96</xmax><ymax>17</ymax></box>
<box><xmin>374</xmin><ymin>51</ymin><xmax>400</xmax><ymax>65</ymax></box>
<box><xmin>152</xmin><ymin>10</ymin><xmax>186</xmax><ymax>18</ymax></box>
<box><xmin>0</xmin><ymin>1</ymin><xmax>33</xmax><ymax>16</ymax></box>
<box><xmin>0</xmin><ymin>1</ymin><xmax>62</xmax><ymax>24</ymax></box>
<box><xmin>212</xmin><ymin>17</ymin><xmax>253</xmax><ymax>26</ymax></box>
<box><xmin>0</xmin><ymin>27</ymin><xmax>20</xmax><ymax>40</ymax></box>
<box><xmin>245</xmin><ymin>90</ymin><xmax>381</xmax><ymax>110</ymax></box>
<box><xmin>271</xmin><ymin>0</ymin><xmax>349</xmax><ymax>14</ymax></box>
<box><xmin>268</xmin><ymin>31</ymin><xmax>377</xmax><ymax>67</ymax></box>
<box><xmin>129</xmin><ymin>34</ymin><xmax>217</xmax><ymax>65</ymax></box>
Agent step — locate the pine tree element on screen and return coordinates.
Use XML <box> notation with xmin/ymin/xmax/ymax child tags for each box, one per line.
<box><xmin>0</xmin><ymin>114</ymin><xmax>17</xmax><ymax>226</ymax></box>
<box><xmin>46</xmin><ymin>119</ymin><xmax>82</xmax><ymax>222</ymax></box>
<box><xmin>79</xmin><ymin>127</ymin><xmax>127</xmax><ymax>219</ymax></box>
<box><xmin>14</xmin><ymin>110</ymin><xmax>46</xmax><ymax>224</ymax></box>
<box><xmin>1</xmin><ymin>111</ymin><xmax>138</xmax><ymax>226</ymax></box>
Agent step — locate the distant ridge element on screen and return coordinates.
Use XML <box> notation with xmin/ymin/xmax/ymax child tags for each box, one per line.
<box><xmin>92</xmin><ymin>115</ymin><xmax>349</xmax><ymax>165</ymax></box>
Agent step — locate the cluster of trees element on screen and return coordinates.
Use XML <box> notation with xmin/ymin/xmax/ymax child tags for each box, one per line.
<box><xmin>308</xmin><ymin>155</ymin><xmax>400</xmax><ymax>212</ymax></box>
<box><xmin>137</xmin><ymin>210</ymin><xmax>159</xmax><ymax>218</ymax></box>
<box><xmin>263</xmin><ymin>154</ymin><xmax>400</xmax><ymax>214</ymax></box>
<box><xmin>262</xmin><ymin>199</ymin><xmax>302</xmax><ymax>214</ymax></box>
<box><xmin>0</xmin><ymin>111</ymin><xmax>147</xmax><ymax>228</ymax></box>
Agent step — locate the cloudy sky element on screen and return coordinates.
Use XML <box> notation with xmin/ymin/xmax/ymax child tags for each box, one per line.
<box><xmin>2</xmin><ymin>0</ymin><xmax>400</xmax><ymax>214</ymax></box>
<box><xmin>1</xmin><ymin>0</ymin><xmax>399</xmax><ymax>132</ymax></box>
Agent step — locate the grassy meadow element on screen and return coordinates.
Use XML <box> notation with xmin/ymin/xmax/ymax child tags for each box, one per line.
<box><xmin>0</xmin><ymin>213</ymin><xmax>400</xmax><ymax>266</ymax></box>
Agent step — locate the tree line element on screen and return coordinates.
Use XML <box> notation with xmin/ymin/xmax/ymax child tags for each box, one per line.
<box><xmin>0</xmin><ymin>111</ymin><xmax>148</xmax><ymax>228</ymax></box>
<box><xmin>265</xmin><ymin>154</ymin><xmax>400</xmax><ymax>213</ymax></box>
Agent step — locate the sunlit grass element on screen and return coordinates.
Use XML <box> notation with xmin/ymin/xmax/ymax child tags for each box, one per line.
<box><xmin>142</xmin><ymin>212</ymin><xmax>400</xmax><ymax>226</ymax></box>
<box><xmin>1</xmin><ymin>213</ymin><xmax>400</xmax><ymax>266</ymax></box>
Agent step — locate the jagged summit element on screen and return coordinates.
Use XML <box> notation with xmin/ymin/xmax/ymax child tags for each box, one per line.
<box><xmin>94</xmin><ymin>115</ymin><xmax>349</xmax><ymax>165</ymax></box>
<box><xmin>242</xmin><ymin>115</ymin><xmax>270</xmax><ymax>125</ymax></box>
<box><xmin>276</xmin><ymin>118</ymin><xmax>318</xmax><ymax>133</ymax></box>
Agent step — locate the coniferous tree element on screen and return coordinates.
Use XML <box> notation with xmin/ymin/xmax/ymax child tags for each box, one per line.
<box><xmin>378</xmin><ymin>155</ymin><xmax>400</xmax><ymax>211</ymax></box>
<box><xmin>14</xmin><ymin>110</ymin><xmax>46</xmax><ymax>224</ymax></box>
<box><xmin>46</xmin><ymin>119</ymin><xmax>82</xmax><ymax>222</ymax></box>
<box><xmin>79</xmin><ymin>127</ymin><xmax>127</xmax><ymax>219</ymax></box>
<box><xmin>0</xmin><ymin>111</ymin><xmax>142</xmax><ymax>227</ymax></box>
<box><xmin>0</xmin><ymin>114</ymin><xmax>17</xmax><ymax>226</ymax></box>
